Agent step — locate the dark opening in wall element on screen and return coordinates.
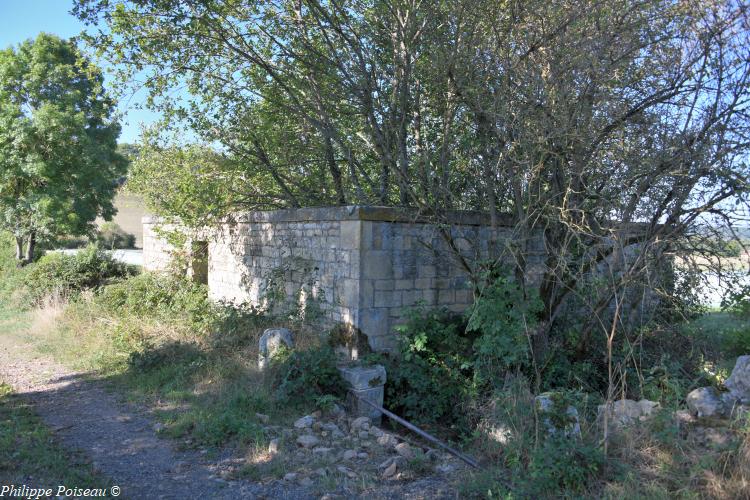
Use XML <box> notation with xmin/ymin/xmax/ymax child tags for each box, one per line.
<box><xmin>191</xmin><ymin>240</ymin><xmax>208</xmax><ymax>285</ymax></box>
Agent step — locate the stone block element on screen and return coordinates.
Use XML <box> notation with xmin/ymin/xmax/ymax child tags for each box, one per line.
<box><xmin>401</xmin><ymin>289</ymin><xmax>419</xmax><ymax>306</ymax></box>
<box><xmin>339</xmin><ymin>365</ymin><xmax>386</xmax><ymax>423</ymax></box>
<box><xmin>395</xmin><ymin>279</ymin><xmax>413</xmax><ymax>290</ymax></box>
<box><xmin>258</xmin><ymin>327</ymin><xmax>294</xmax><ymax>370</ymax></box>
<box><xmin>346</xmin><ymin>387</ymin><xmax>385</xmax><ymax>423</ymax></box>
<box><xmin>367</xmin><ymin>335</ymin><xmax>397</xmax><ymax>352</ymax></box>
<box><xmin>362</xmin><ymin>250</ymin><xmax>393</xmax><ymax>279</ymax></box>
<box><xmin>374</xmin><ymin>290</ymin><xmax>400</xmax><ymax>308</ymax></box>
<box><xmin>359</xmin><ymin>308</ymin><xmax>389</xmax><ymax>338</ymax></box>
<box><xmin>417</xmin><ymin>264</ymin><xmax>437</xmax><ymax>278</ymax></box>
<box><xmin>338</xmin><ymin>364</ymin><xmax>387</xmax><ymax>390</ymax></box>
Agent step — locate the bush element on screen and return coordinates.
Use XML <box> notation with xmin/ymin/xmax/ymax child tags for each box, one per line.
<box><xmin>724</xmin><ymin>326</ymin><xmax>750</xmax><ymax>357</ymax></box>
<box><xmin>21</xmin><ymin>246</ymin><xmax>134</xmax><ymax>304</ymax></box>
<box><xmin>95</xmin><ymin>222</ymin><xmax>136</xmax><ymax>249</ymax></box>
<box><xmin>465</xmin><ymin>376</ymin><xmax>607</xmax><ymax>497</ymax></box>
<box><xmin>385</xmin><ymin>307</ymin><xmax>476</xmax><ymax>427</ymax></box>
<box><xmin>272</xmin><ymin>345</ymin><xmax>347</xmax><ymax>406</ymax></box>
<box><xmin>722</xmin><ymin>282</ymin><xmax>750</xmax><ymax>319</ymax></box>
<box><xmin>384</xmin><ymin>273</ymin><xmax>542</xmax><ymax>428</ymax></box>
<box><xmin>467</xmin><ymin>274</ymin><xmax>542</xmax><ymax>386</ymax></box>
<box><xmin>97</xmin><ymin>272</ymin><xmax>265</xmax><ymax>340</ymax></box>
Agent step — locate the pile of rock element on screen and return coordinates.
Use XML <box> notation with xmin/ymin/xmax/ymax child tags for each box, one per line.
<box><xmin>255</xmin><ymin>409</ymin><xmax>460</xmax><ymax>488</ymax></box>
<box><xmin>686</xmin><ymin>355</ymin><xmax>750</xmax><ymax>419</ymax></box>
<box><xmin>597</xmin><ymin>398</ymin><xmax>660</xmax><ymax>430</ymax></box>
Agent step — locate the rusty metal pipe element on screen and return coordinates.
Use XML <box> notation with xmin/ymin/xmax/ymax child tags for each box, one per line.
<box><xmin>356</xmin><ymin>396</ymin><xmax>480</xmax><ymax>468</ymax></box>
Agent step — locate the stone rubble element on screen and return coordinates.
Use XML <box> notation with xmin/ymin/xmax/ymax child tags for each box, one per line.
<box><xmin>685</xmin><ymin>356</ymin><xmax>750</xmax><ymax>419</ymax></box>
<box><xmin>249</xmin><ymin>408</ymin><xmax>463</xmax><ymax>489</ymax></box>
<box><xmin>597</xmin><ymin>398</ymin><xmax>660</xmax><ymax>429</ymax></box>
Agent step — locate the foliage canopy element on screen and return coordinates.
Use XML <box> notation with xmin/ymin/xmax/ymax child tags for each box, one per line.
<box><xmin>0</xmin><ymin>33</ymin><xmax>126</xmax><ymax>263</ymax></box>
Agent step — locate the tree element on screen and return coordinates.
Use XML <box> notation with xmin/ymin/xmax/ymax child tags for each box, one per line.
<box><xmin>0</xmin><ymin>33</ymin><xmax>126</xmax><ymax>264</ymax></box>
<box><xmin>75</xmin><ymin>1</ymin><xmax>749</xmax><ymax>366</ymax></box>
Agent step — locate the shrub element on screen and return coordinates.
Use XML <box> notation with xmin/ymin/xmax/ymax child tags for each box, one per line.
<box><xmin>527</xmin><ymin>435</ymin><xmax>606</xmax><ymax>494</ymax></box>
<box><xmin>272</xmin><ymin>345</ymin><xmax>347</xmax><ymax>406</ymax></box>
<box><xmin>21</xmin><ymin>246</ymin><xmax>134</xmax><ymax>304</ymax></box>
<box><xmin>724</xmin><ymin>326</ymin><xmax>750</xmax><ymax>357</ymax></box>
<box><xmin>95</xmin><ymin>222</ymin><xmax>136</xmax><ymax>249</ymax></box>
<box><xmin>384</xmin><ymin>273</ymin><xmax>542</xmax><ymax>428</ymax></box>
<box><xmin>385</xmin><ymin>307</ymin><xmax>475</xmax><ymax>428</ymax></box>
<box><xmin>467</xmin><ymin>274</ymin><xmax>542</xmax><ymax>386</ymax></box>
<box><xmin>722</xmin><ymin>282</ymin><xmax>750</xmax><ymax>319</ymax></box>
<box><xmin>467</xmin><ymin>376</ymin><xmax>608</xmax><ymax>497</ymax></box>
<box><xmin>96</xmin><ymin>272</ymin><xmax>217</xmax><ymax>334</ymax></box>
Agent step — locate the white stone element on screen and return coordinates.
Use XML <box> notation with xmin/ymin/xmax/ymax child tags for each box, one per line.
<box><xmin>258</xmin><ymin>328</ymin><xmax>294</xmax><ymax>370</ymax></box>
<box><xmin>342</xmin><ymin>449</ymin><xmax>358</xmax><ymax>460</ymax></box>
<box><xmin>296</xmin><ymin>434</ymin><xmax>320</xmax><ymax>448</ymax></box>
<box><xmin>350</xmin><ymin>416</ymin><xmax>371</xmax><ymax>430</ymax></box>
<box><xmin>382</xmin><ymin>462</ymin><xmax>397</xmax><ymax>478</ymax></box>
<box><xmin>597</xmin><ymin>399</ymin><xmax>660</xmax><ymax>428</ymax></box>
<box><xmin>377</xmin><ymin>433</ymin><xmax>399</xmax><ymax>448</ymax></box>
<box><xmin>268</xmin><ymin>438</ymin><xmax>280</xmax><ymax>454</ymax></box>
<box><xmin>294</xmin><ymin>415</ymin><xmax>315</xmax><ymax>429</ymax></box>
<box><xmin>395</xmin><ymin>442</ymin><xmax>415</xmax><ymax>459</ymax></box>
<box><xmin>725</xmin><ymin>355</ymin><xmax>750</xmax><ymax>403</ymax></box>
<box><xmin>488</xmin><ymin>425</ymin><xmax>512</xmax><ymax>444</ymax></box>
<box><xmin>283</xmin><ymin>472</ymin><xmax>298</xmax><ymax>481</ymax></box>
<box><xmin>687</xmin><ymin>387</ymin><xmax>725</xmax><ymax>418</ymax></box>
<box><xmin>535</xmin><ymin>393</ymin><xmax>581</xmax><ymax>437</ymax></box>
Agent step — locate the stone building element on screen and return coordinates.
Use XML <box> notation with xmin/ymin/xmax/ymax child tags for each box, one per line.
<box><xmin>143</xmin><ymin>206</ymin><xmax>547</xmax><ymax>352</ymax></box>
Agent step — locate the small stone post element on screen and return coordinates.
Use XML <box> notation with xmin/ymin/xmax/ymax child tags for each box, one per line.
<box><xmin>258</xmin><ymin>328</ymin><xmax>294</xmax><ymax>370</ymax></box>
<box><xmin>338</xmin><ymin>364</ymin><xmax>387</xmax><ymax>424</ymax></box>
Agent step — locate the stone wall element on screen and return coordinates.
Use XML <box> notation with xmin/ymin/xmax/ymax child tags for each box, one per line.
<box><xmin>143</xmin><ymin>207</ymin><xmax>540</xmax><ymax>352</ymax></box>
<box><xmin>142</xmin><ymin>217</ymin><xmax>179</xmax><ymax>272</ymax></box>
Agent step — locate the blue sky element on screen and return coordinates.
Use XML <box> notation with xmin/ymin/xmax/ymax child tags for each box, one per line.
<box><xmin>0</xmin><ymin>0</ymin><xmax>159</xmax><ymax>144</ymax></box>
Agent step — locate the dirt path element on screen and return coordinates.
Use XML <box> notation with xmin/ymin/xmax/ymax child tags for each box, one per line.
<box><xmin>0</xmin><ymin>335</ymin><xmax>313</xmax><ymax>499</ymax></box>
<box><xmin>0</xmin><ymin>335</ymin><xmax>459</xmax><ymax>499</ymax></box>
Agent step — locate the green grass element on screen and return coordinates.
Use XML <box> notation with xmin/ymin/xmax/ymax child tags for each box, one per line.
<box><xmin>0</xmin><ymin>383</ymin><xmax>111</xmax><ymax>489</ymax></box>
<box><xmin>1</xmin><ymin>274</ymin><xmax>332</xmax><ymax>454</ymax></box>
<box><xmin>684</xmin><ymin>311</ymin><xmax>750</xmax><ymax>375</ymax></box>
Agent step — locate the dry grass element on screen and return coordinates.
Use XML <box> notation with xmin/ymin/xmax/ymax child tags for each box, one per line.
<box><xmin>603</xmin><ymin>412</ymin><xmax>750</xmax><ymax>499</ymax></box>
<box><xmin>29</xmin><ymin>292</ymin><xmax>67</xmax><ymax>336</ymax></box>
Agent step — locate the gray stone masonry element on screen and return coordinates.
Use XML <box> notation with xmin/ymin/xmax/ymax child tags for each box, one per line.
<box><xmin>142</xmin><ymin>207</ymin><xmax>545</xmax><ymax>353</ymax></box>
<box><xmin>338</xmin><ymin>365</ymin><xmax>387</xmax><ymax>423</ymax></box>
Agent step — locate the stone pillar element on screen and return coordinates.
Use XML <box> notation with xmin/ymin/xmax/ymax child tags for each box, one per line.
<box><xmin>258</xmin><ymin>328</ymin><xmax>294</xmax><ymax>370</ymax></box>
<box><xmin>338</xmin><ymin>364</ymin><xmax>386</xmax><ymax>424</ymax></box>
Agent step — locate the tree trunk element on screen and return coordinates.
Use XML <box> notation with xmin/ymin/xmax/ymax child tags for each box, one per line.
<box><xmin>15</xmin><ymin>236</ymin><xmax>25</xmax><ymax>264</ymax></box>
<box><xmin>24</xmin><ymin>231</ymin><xmax>36</xmax><ymax>264</ymax></box>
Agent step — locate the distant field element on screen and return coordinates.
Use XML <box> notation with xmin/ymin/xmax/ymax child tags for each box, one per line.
<box><xmin>97</xmin><ymin>192</ymin><xmax>149</xmax><ymax>248</ymax></box>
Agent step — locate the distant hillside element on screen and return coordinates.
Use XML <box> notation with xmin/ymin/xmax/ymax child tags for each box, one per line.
<box><xmin>96</xmin><ymin>192</ymin><xmax>149</xmax><ymax>248</ymax></box>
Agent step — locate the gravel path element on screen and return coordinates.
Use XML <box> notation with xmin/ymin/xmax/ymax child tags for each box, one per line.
<box><xmin>0</xmin><ymin>335</ymin><xmax>459</xmax><ymax>499</ymax></box>
<box><xmin>0</xmin><ymin>335</ymin><xmax>313</xmax><ymax>499</ymax></box>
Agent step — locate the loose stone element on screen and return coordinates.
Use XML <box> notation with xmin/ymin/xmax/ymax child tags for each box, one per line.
<box><xmin>395</xmin><ymin>442</ymin><xmax>415</xmax><ymax>459</ymax></box>
<box><xmin>383</xmin><ymin>462</ymin><xmax>397</xmax><ymax>478</ymax></box>
<box><xmin>294</xmin><ymin>415</ymin><xmax>315</xmax><ymax>429</ymax></box>
<box><xmin>296</xmin><ymin>434</ymin><xmax>320</xmax><ymax>448</ymax></box>
<box><xmin>268</xmin><ymin>438</ymin><xmax>280</xmax><ymax>454</ymax></box>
